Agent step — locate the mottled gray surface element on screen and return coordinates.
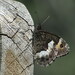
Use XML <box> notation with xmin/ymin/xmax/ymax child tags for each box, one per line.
<box><xmin>0</xmin><ymin>0</ymin><xmax>34</xmax><ymax>75</ymax></box>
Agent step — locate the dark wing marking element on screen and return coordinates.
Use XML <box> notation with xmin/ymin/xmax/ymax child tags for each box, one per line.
<box><xmin>33</xmin><ymin>30</ymin><xmax>60</xmax><ymax>53</ymax></box>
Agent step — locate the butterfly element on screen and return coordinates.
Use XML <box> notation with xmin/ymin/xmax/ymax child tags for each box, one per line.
<box><xmin>32</xmin><ymin>16</ymin><xmax>70</xmax><ymax>66</ymax></box>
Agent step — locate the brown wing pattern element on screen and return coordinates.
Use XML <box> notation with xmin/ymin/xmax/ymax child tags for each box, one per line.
<box><xmin>33</xmin><ymin>30</ymin><xmax>60</xmax><ymax>54</ymax></box>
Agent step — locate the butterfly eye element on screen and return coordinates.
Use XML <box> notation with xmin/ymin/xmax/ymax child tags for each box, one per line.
<box><xmin>60</xmin><ymin>44</ymin><xmax>64</xmax><ymax>48</ymax></box>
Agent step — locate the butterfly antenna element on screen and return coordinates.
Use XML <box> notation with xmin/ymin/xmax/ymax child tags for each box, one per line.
<box><xmin>41</xmin><ymin>16</ymin><xmax>50</xmax><ymax>26</ymax></box>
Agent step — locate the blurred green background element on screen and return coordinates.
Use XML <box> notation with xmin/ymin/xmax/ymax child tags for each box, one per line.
<box><xmin>17</xmin><ymin>0</ymin><xmax>75</xmax><ymax>75</ymax></box>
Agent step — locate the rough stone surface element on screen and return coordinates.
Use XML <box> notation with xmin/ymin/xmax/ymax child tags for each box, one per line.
<box><xmin>0</xmin><ymin>0</ymin><xmax>34</xmax><ymax>75</ymax></box>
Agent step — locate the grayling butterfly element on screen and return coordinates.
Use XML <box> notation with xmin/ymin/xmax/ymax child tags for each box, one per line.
<box><xmin>32</xmin><ymin>16</ymin><xmax>70</xmax><ymax>66</ymax></box>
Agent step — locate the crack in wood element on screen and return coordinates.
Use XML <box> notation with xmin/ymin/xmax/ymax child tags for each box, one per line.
<box><xmin>0</xmin><ymin>14</ymin><xmax>17</xmax><ymax>23</ymax></box>
<box><xmin>17</xmin><ymin>14</ymin><xmax>34</xmax><ymax>27</ymax></box>
<box><xmin>21</xmin><ymin>63</ymin><xmax>33</xmax><ymax>74</ymax></box>
<box><xmin>0</xmin><ymin>33</ymin><xmax>34</xmax><ymax>70</ymax></box>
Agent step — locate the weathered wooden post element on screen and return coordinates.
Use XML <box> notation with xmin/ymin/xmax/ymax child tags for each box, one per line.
<box><xmin>0</xmin><ymin>0</ymin><xmax>34</xmax><ymax>75</ymax></box>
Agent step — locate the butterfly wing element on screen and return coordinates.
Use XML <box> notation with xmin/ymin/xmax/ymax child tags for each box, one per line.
<box><xmin>33</xmin><ymin>30</ymin><xmax>60</xmax><ymax>53</ymax></box>
<box><xmin>33</xmin><ymin>30</ymin><xmax>69</xmax><ymax>66</ymax></box>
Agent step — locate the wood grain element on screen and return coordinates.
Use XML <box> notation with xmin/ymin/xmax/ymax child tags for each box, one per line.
<box><xmin>0</xmin><ymin>0</ymin><xmax>34</xmax><ymax>75</ymax></box>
